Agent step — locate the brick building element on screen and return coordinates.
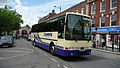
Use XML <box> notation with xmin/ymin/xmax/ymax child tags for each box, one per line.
<box><xmin>87</xmin><ymin>0</ymin><xmax>120</xmax><ymax>27</ymax></box>
<box><xmin>37</xmin><ymin>0</ymin><xmax>120</xmax><ymax>51</ymax></box>
<box><xmin>87</xmin><ymin>0</ymin><xmax>120</xmax><ymax>50</ymax></box>
<box><xmin>38</xmin><ymin>10</ymin><xmax>57</xmax><ymax>23</ymax></box>
<box><xmin>38</xmin><ymin>1</ymin><xmax>87</xmax><ymax>24</ymax></box>
<box><xmin>19</xmin><ymin>25</ymin><xmax>31</xmax><ymax>37</ymax></box>
<box><xmin>60</xmin><ymin>1</ymin><xmax>87</xmax><ymax>15</ymax></box>
<box><xmin>61</xmin><ymin>0</ymin><xmax>120</xmax><ymax>51</ymax></box>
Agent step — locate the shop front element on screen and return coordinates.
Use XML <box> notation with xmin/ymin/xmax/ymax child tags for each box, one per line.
<box><xmin>108</xmin><ymin>31</ymin><xmax>120</xmax><ymax>52</ymax></box>
<box><xmin>91</xmin><ymin>27</ymin><xmax>120</xmax><ymax>52</ymax></box>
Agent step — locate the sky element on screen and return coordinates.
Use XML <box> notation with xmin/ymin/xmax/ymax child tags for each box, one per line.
<box><xmin>0</xmin><ymin>0</ymin><xmax>84</xmax><ymax>27</ymax></box>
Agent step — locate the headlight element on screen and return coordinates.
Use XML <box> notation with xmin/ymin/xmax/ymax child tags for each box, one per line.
<box><xmin>88</xmin><ymin>47</ymin><xmax>91</xmax><ymax>49</ymax></box>
<box><xmin>9</xmin><ymin>41</ymin><xmax>12</xmax><ymax>44</ymax></box>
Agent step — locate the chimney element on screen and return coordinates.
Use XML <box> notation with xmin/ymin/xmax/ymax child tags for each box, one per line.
<box><xmin>49</xmin><ymin>13</ymin><xmax>52</xmax><ymax>15</ymax></box>
<box><xmin>52</xmin><ymin>10</ymin><xmax>55</xmax><ymax>14</ymax></box>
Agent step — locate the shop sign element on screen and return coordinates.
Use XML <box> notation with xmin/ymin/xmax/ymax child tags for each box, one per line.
<box><xmin>97</xmin><ymin>28</ymin><xmax>108</xmax><ymax>32</ymax></box>
<box><xmin>92</xmin><ymin>27</ymin><xmax>120</xmax><ymax>32</ymax></box>
<box><xmin>91</xmin><ymin>27</ymin><xmax>109</xmax><ymax>32</ymax></box>
<box><xmin>91</xmin><ymin>28</ymin><xmax>96</xmax><ymax>32</ymax></box>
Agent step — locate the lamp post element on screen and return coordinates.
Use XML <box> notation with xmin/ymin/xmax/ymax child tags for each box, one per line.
<box><xmin>54</xmin><ymin>5</ymin><xmax>61</xmax><ymax>13</ymax></box>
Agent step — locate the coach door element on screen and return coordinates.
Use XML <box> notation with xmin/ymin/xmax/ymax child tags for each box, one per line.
<box><xmin>58</xmin><ymin>18</ymin><xmax>65</xmax><ymax>39</ymax></box>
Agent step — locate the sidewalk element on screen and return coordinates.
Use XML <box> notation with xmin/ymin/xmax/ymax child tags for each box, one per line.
<box><xmin>92</xmin><ymin>48</ymin><xmax>120</xmax><ymax>59</ymax></box>
<box><xmin>92</xmin><ymin>48</ymin><xmax>120</xmax><ymax>55</ymax></box>
<box><xmin>92</xmin><ymin>48</ymin><xmax>120</xmax><ymax>61</ymax></box>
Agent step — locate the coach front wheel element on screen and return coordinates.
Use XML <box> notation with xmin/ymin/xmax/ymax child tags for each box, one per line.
<box><xmin>49</xmin><ymin>44</ymin><xmax>56</xmax><ymax>55</ymax></box>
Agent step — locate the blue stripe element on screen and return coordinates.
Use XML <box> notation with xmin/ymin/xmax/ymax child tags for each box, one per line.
<box><xmin>34</xmin><ymin>41</ymin><xmax>49</xmax><ymax>50</ymax></box>
<box><xmin>33</xmin><ymin>34</ymin><xmax>91</xmax><ymax>56</ymax></box>
<box><xmin>37</xmin><ymin>35</ymin><xmax>42</xmax><ymax>41</ymax></box>
<box><xmin>55</xmin><ymin>48</ymin><xmax>91</xmax><ymax>56</ymax></box>
<box><xmin>33</xmin><ymin>40</ymin><xmax>91</xmax><ymax>56</ymax></box>
<box><xmin>34</xmin><ymin>34</ymin><xmax>43</xmax><ymax>43</ymax></box>
<box><xmin>55</xmin><ymin>45</ymin><xmax>64</xmax><ymax>49</ymax></box>
<box><xmin>34</xmin><ymin>35</ymin><xmax>40</xmax><ymax>41</ymax></box>
<box><xmin>34</xmin><ymin>34</ymin><xmax>57</xmax><ymax>41</ymax></box>
<box><xmin>44</xmin><ymin>33</ymin><xmax>52</xmax><ymax>36</ymax></box>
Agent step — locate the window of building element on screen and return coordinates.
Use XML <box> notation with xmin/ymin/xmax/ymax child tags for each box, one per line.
<box><xmin>91</xmin><ymin>4</ymin><xmax>96</xmax><ymax>14</ymax></box>
<box><xmin>101</xmin><ymin>1</ymin><xmax>106</xmax><ymax>12</ymax></box>
<box><xmin>81</xmin><ymin>8</ymin><xmax>84</xmax><ymax>14</ymax></box>
<box><xmin>86</xmin><ymin>5</ymin><xmax>89</xmax><ymax>15</ymax></box>
<box><xmin>111</xmin><ymin>14</ymin><xmax>116</xmax><ymax>26</ymax></box>
<box><xmin>87</xmin><ymin>0</ymin><xmax>90</xmax><ymax>3</ymax></box>
<box><xmin>92</xmin><ymin>19</ymin><xmax>95</xmax><ymax>27</ymax></box>
<box><xmin>110</xmin><ymin>0</ymin><xmax>117</xmax><ymax>9</ymax></box>
<box><xmin>100</xmin><ymin>16</ymin><xmax>105</xmax><ymax>27</ymax></box>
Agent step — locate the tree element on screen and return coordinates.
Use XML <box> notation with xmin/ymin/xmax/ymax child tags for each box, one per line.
<box><xmin>0</xmin><ymin>5</ymin><xmax>23</xmax><ymax>34</ymax></box>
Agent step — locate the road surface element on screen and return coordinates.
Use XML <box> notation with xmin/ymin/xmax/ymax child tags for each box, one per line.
<box><xmin>0</xmin><ymin>39</ymin><xmax>120</xmax><ymax>68</ymax></box>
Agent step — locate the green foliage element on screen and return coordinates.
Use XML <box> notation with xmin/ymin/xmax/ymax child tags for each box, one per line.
<box><xmin>0</xmin><ymin>5</ymin><xmax>23</xmax><ymax>34</ymax></box>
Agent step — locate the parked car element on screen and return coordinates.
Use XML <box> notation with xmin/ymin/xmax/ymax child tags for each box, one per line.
<box><xmin>0</xmin><ymin>36</ymin><xmax>14</xmax><ymax>47</ymax></box>
<box><xmin>6</xmin><ymin>35</ymin><xmax>14</xmax><ymax>44</ymax></box>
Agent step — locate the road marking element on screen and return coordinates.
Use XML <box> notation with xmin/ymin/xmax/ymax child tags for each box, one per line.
<box><xmin>0</xmin><ymin>48</ymin><xmax>34</xmax><ymax>60</ymax></box>
<box><xmin>51</xmin><ymin>58</ymin><xmax>58</xmax><ymax>63</ymax></box>
<box><xmin>43</xmin><ymin>53</ymin><xmax>48</xmax><ymax>56</ymax></box>
<box><xmin>57</xmin><ymin>64</ymin><xmax>60</xmax><ymax>67</ymax></box>
<box><xmin>0</xmin><ymin>50</ymin><xmax>28</xmax><ymax>53</ymax></box>
<box><xmin>63</xmin><ymin>66</ymin><xmax>68</xmax><ymax>68</ymax></box>
<box><xmin>57</xmin><ymin>64</ymin><xmax>68</xmax><ymax>68</ymax></box>
<box><xmin>39</xmin><ymin>50</ymin><xmax>42</xmax><ymax>52</ymax></box>
<box><xmin>15</xmin><ymin>48</ymin><xmax>33</xmax><ymax>51</ymax></box>
<box><xmin>4</xmin><ymin>49</ymin><xmax>33</xmax><ymax>60</ymax></box>
<box><xmin>0</xmin><ymin>57</ymin><xmax>4</xmax><ymax>60</ymax></box>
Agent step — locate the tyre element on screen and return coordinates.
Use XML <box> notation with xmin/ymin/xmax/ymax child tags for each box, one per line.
<box><xmin>49</xmin><ymin>43</ymin><xmax>56</xmax><ymax>55</ymax></box>
<box><xmin>32</xmin><ymin>39</ymin><xmax>36</xmax><ymax>47</ymax></box>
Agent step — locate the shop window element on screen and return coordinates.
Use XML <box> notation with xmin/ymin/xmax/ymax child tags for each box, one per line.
<box><xmin>86</xmin><ymin>5</ymin><xmax>89</xmax><ymax>15</ymax></box>
<box><xmin>101</xmin><ymin>34</ymin><xmax>106</xmax><ymax>47</ymax></box>
<box><xmin>92</xmin><ymin>19</ymin><xmax>95</xmax><ymax>27</ymax></box>
<box><xmin>111</xmin><ymin>14</ymin><xmax>116</xmax><ymax>26</ymax></box>
<box><xmin>101</xmin><ymin>1</ymin><xmax>106</xmax><ymax>12</ymax></box>
<box><xmin>110</xmin><ymin>0</ymin><xmax>117</xmax><ymax>9</ymax></box>
<box><xmin>91</xmin><ymin>4</ymin><xmax>96</xmax><ymax>14</ymax></box>
<box><xmin>100</xmin><ymin>16</ymin><xmax>105</xmax><ymax>27</ymax></box>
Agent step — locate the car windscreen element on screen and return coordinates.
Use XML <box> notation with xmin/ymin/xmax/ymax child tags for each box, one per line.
<box><xmin>1</xmin><ymin>36</ymin><xmax>8</xmax><ymax>40</ymax></box>
<box><xmin>6</xmin><ymin>36</ymin><xmax>13</xmax><ymax>39</ymax></box>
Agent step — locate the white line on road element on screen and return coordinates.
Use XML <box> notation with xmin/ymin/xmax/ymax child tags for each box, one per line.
<box><xmin>0</xmin><ymin>57</ymin><xmax>4</xmax><ymax>60</ymax></box>
<box><xmin>57</xmin><ymin>64</ymin><xmax>68</xmax><ymax>68</ymax></box>
<box><xmin>63</xmin><ymin>66</ymin><xmax>68</xmax><ymax>68</ymax></box>
<box><xmin>15</xmin><ymin>48</ymin><xmax>34</xmax><ymax>51</ymax></box>
<box><xmin>4</xmin><ymin>49</ymin><xmax>33</xmax><ymax>60</ymax></box>
<box><xmin>0</xmin><ymin>50</ymin><xmax>29</xmax><ymax>53</ymax></box>
<box><xmin>51</xmin><ymin>58</ymin><xmax>58</xmax><ymax>63</ymax></box>
<box><xmin>39</xmin><ymin>50</ymin><xmax>42</xmax><ymax>52</ymax></box>
<box><xmin>0</xmin><ymin>48</ymin><xmax>34</xmax><ymax>60</ymax></box>
<box><xmin>43</xmin><ymin>53</ymin><xmax>48</xmax><ymax>56</ymax></box>
<box><xmin>57</xmin><ymin>64</ymin><xmax>60</xmax><ymax>67</ymax></box>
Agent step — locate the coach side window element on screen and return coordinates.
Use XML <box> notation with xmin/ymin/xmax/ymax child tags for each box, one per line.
<box><xmin>58</xmin><ymin>18</ymin><xmax>65</xmax><ymax>38</ymax></box>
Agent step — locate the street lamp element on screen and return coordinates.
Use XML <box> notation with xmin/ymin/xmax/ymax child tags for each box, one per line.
<box><xmin>54</xmin><ymin>5</ymin><xmax>61</xmax><ymax>13</ymax></box>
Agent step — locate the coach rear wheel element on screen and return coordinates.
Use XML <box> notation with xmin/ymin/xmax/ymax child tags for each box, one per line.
<box><xmin>33</xmin><ymin>40</ymin><xmax>36</xmax><ymax>46</ymax></box>
<box><xmin>33</xmin><ymin>42</ymin><xmax>35</xmax><ymax>46</ymax></box>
